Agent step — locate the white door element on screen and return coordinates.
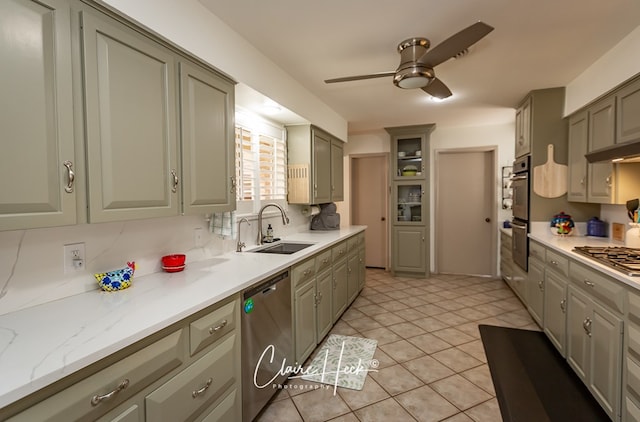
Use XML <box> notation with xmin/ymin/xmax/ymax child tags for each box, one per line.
<box><xmin>351</xmin><ymin>155</ymin><xmax>388</xmax><ymax>268</ymax></box>
<box><xmin>435</xmin><ymin>149</ymin><xmax>496</xmax><ymax>276</ymax></box>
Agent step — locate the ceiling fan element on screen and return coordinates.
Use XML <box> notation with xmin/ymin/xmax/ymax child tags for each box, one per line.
<box><xmin>324</xmin><ymin>21</ymin><xmax>494</xmax><ymax>99</ymax></box>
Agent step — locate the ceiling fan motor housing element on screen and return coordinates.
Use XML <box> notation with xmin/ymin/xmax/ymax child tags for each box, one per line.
<box><xmin>394</xmin><ymin>37</ymin><xmax>434</xmax><ymax>89</ymax></box>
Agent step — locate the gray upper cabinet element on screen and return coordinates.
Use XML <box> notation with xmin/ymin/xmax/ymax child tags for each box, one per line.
<box><xmin>587</xmin><ymin>97</ymin><xmax>616</xmax><ymax>203</ymax></box>
<box><xmin>287</xmin><ymin>125</ymin><xmax>344</xmax><ymax>205</ymax></box>
<box><xmin>515</xmin><ymin>96</ymin><xmax>532</xmax><ymax>158</ymax></box>
<box><xmin>179</xmin><ymin>61</ymin><xmax>235</xmax><ymax>215</ymax></box>
<box><xmin>0</xmin><ymin>0</ymin><xmax>77</xmax><ymax>231</ymax></box>
<box><xmin>616</xmin><ymin>77</ymin><xmax>640</xmax><ymax>144</ymax></box>
<box><xmin>567</xmin><ymin>111</ymin><xmax>588</xmax><ymax>202</ymax></box>
<box><xmin>82</xmin><ymin>11</ymin><xmax>180</xmax><ymax>223</ymax></box>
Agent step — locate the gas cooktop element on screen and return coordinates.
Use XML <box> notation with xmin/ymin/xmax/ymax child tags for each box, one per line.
<box><xmin>573</xmin><ymin>246</ymin><xmax>640</xmax><ymax>277</ymax></box>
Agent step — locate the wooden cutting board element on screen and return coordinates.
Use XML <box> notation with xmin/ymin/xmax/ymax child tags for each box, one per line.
<box><xmin>533</xmin><ymin>144</ymin><xmax>568</xmax><ymax>198</ymax></box>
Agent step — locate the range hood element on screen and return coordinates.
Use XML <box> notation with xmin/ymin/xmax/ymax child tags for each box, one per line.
<box><xmin>585</xmin><ymin>139</ymin><xmax>640</xmax><ymax>163</ymax></box>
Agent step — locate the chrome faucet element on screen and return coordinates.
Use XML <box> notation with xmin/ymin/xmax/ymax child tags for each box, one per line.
<box><xmin>236</xmin><ymin>217</ymin><xmax>250</xmax><ymax>252</ymax></box>
<box><xmin>257</xmin><ymin>203</ymin><xmax>290</xmax><ymax>245</ymax></box>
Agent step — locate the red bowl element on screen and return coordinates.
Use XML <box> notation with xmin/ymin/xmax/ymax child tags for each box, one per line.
<box><xmin>161</xmin><ymin>254</ymin><xmax>185</xmax><ymax>267</ymax></box>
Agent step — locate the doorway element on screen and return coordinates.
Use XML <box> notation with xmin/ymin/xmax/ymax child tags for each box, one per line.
<box><xmin>351</xmin><ymin>154</ymin><xmax>388</xmax><ymax>269</ymax></box>
<box><xmin>434</xmin><ymin>148</ymin><xmax>496</xmax><ymax>276</ymax></box>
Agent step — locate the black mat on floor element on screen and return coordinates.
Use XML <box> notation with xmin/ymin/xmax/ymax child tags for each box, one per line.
<box><xmin>479</xmin><ymin>324</ymin><xmax>609</xmax><ymax>422</ymax></box>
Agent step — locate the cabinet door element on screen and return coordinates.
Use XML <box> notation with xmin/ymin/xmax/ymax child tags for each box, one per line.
<box><xmin>527</xmin><ymin>259</ymin><xmax>545</xmax><ymax>327</ymax></box>
<box><xmin>393</xmin><ymin>227</ymin><xmax>426</xmax><ymax>273</ymax></box>
<box><xmin>82</xmin><ymin>12</ymin><xmax>179</xmax><ymax>222</ymax></box>
<box><xmin>347</xmin><ymin>252</ymin><xmax>359</xmax><ymax>304</ymax></box>
<box><xmin>617</xmin><ymin>77</ymin><xmax>640</xmax><ymax>144</ymax></box>
<box><xmin>589</xmin><ymin>301</ymin><xmax>623</xmax><ymax>420</ymax></box>
<box><xmin>566</xmin><ymin>286</ymin><xmax>590</xmax><ymax>382</ymax></box>
<box><xmin>567</xmin><ymin>111</ymin><xmax>588</xmax><ymax>202</ymax></box>
<box><xmin>330</xmin><ymin>139</ymin><xmax>344</xmax><ymax>201</ymax></box>
<box><xmin>316</xmin><ymin>271</ymin><xmax>333</xmax><ymax>341</ymax></box>
<box><xmin>312</xmin><ymin>130</ymin><xmax>331</xmax><ymax>204</ymax></box>
<box><xmin>393</xmin><ymin>181</ymin><xmax>425</xmax><ymax>224</ymax></box>
<box><xmin>0</xmin><ymin>0</ymin><xmax>77</xmax><ymax>231</ymax></box>
<box><xmin>393</xmin><ymin>136</ymin><xmax>425</xmax><ymax>180</ymax></box>
<box><xmin>515</xmin><ymin>97</ymin><xmax>531</xmax><ymax>157</ymax></box>
<box><xmin>587</xmin><ymin>97</ymin><xmax>616</xmax><ymax>204</ymax></box>
<box><xmin>179</xmin><ymin>61</ymin><xmax>235</xmax><ymax>215</ymax></box>
<box><xmin>358</xmin><ymin>248</ymin><xmax>366</xmax><ymax>291</ymax></box>
<box><xmin>332</xmin><ymin>260</ymin><xmax>348</xmax><ymax>323</ymax></box>
<box><xmin>543</xmin><ymin>270</ymin><xmax>567</xmax><ymax>356</ymax></box>
<box><xmin>294</xmin><ymin>279</ymin><xmax>317</xmax><ymax>364</ymax></box>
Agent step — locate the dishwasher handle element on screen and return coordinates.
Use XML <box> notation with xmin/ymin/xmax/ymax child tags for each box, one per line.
<box><xmin>243</xmin><ymin>270</ymin><xmax>289</xmax><ymax>300</ymax></box>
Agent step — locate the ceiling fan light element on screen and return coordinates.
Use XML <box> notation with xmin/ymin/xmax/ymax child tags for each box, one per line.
<box><xmin>393</xmin><ymin>65</ymin><xmax>433</xmax><ymax>89</ymax></box>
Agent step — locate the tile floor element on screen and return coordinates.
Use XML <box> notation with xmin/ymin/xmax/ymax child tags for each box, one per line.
<box><xmin>257</xmin><ymin>268</ymin><xmax>539</xmax><ymax>422</ymax></box>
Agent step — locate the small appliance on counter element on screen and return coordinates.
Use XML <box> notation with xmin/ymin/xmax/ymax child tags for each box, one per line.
<box><xmin>551</xmin><ymin>211</ymin><xmax>574</xmax><ymax>236</ymax></box>
<box><xmin>586</xmin><ymin>217</ymin><xmax>607</xmax><ymax>237</ymax></box>
<box><xmin>311</xmin><ymin>202</ymin><xmax>340</xmax><ymax>230</ymax></box>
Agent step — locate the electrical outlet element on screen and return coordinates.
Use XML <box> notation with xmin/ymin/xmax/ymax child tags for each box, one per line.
<box><xmin>194</xmin><ymin>228</ymin><xmax>204</xmax><ymax>247</ymax></box>
<box><xmin>64</xmin><ymin>242</ymin><xmax>86</xmax><ymax>274</ymax></box>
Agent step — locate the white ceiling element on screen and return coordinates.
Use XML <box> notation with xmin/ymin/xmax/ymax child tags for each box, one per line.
<box><xmin>200</xmin><ymin>0</ymin><xmax>640</xmax><ymax>134</ymax></box>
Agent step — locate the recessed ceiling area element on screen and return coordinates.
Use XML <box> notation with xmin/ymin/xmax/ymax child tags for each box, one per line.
<box><xmin>201</xmin><ymin>0</ymin><xmax>640</xmax><ymax>133</ymax></box>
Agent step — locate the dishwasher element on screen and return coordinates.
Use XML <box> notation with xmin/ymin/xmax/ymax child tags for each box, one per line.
<box><xmin>242</xmin><ymin>270</ymin><xmax>292</xmax><ymax>422</ymax></box>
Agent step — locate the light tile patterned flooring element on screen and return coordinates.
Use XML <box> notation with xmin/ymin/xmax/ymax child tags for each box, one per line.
<box><xmin>257</xmin><ymin>268</ymin><xmax>539</xmax><ymax>422</ymax></box>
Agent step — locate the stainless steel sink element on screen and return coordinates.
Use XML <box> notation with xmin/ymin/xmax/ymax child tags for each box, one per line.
<box><xmin>251</xmin><ymin>242</ymin><xmax>314</xmax><ymax>254</ymax></box>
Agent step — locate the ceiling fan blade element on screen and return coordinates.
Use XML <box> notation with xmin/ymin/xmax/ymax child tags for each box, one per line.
<box><xmin>419</xmin><ymin>21</ymin><xmax>494</xmax><ymax>68</ymax></box>
<box><xmin>324</xmin><ymin>71</ymin><xmax>396</xmax><ymax>84</ymax></box>
<box><xmin>422</xmin><ymin>77</ymin><xmax>452</xmax><ymax>99</ymax></box>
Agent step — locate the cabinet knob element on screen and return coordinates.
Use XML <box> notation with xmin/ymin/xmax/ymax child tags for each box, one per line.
<box><xmin>230</xmin><ymin>176</ymin><xmax>236</xmax><ymax>193</ymax></box>
<box><xmin>171</xmin><ymin>169</ymin><xmax>179</xmax><ymax>193</ymax></box>
<box><xmin>582</xmin><ymin>317</ymin><xmax>592</xmax><ymax>337</ymax></box>
<box><xmin>538</xmin><ymin>280</ymin><xmax>544</xmax><ymax>291</ymax></box>
<box><xmin>560</xmin><ymin>298</ymin><xmax>566</xmax><ymax>313</ymax></box>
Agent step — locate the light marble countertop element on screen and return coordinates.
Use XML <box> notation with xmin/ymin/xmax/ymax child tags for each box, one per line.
<box><xmin>528</xmin><ymin>222</ymin><xmax>639</xmax><ymax>289</ymax></box>
<box><xmin>0</xmin><ymin>226</ymin><xmax>365</xmax><ymax>409</ymax></box>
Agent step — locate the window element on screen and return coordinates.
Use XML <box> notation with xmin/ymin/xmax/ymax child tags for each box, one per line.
<box><xmin>235</xmin><ymin>108</ymin><xmax>287</xmax><ymax>214</ymax></box>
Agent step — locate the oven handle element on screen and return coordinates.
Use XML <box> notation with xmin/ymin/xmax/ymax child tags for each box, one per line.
<box><xmin>510</xmin><ymin>175</ymin><xmax>528</xmax><ymax>181</ymax></box>
<box><xmin>510</xmin><ymin>221</ymin><xmax>527</xmax><ymax>229</ymax></box>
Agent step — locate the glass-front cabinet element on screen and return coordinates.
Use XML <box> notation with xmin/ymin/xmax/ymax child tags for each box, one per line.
<box><xmin>392</xmin><ymin>136</ymin><xmax>425</xmax><ymax>179</ymax></box>
<box><xmin>394</xmin><ymin>181</ymin><xmax>425</xmax><ymax>224</ymax></box>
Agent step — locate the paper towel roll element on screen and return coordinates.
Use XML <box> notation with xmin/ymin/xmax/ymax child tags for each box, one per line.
<box><xmin>302</xmin><ymin>206</ymin><xmax>321</xmax><ymax>216</ymax></box>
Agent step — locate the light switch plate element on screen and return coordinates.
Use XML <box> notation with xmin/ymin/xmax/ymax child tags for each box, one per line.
<box><xmin>612</xmin><ymin>223</ymin><xmax>625</xmax><ymax>242</ymax></box>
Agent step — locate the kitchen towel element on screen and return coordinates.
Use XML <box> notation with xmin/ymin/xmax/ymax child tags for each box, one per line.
<box><xmin>209</xmin><ymin>211</ymin><xmax>237</xmax><ymax>239</ymax></box>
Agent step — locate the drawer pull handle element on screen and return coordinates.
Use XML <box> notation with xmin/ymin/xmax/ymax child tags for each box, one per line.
<box><xmin>209</xmin><ymin>319</ymin><xmax>227</xmax><ymax>334</ymax></box>
<box><xmin>322</xmin><ymin>258</ymin><xmax>329</xmax><ymax>264</ymax></box>
<box><xmin>63</xmin><ymin>161</ymin><xmax>75</xmax><ymax>193</ymax></box>
<box><xmin>91</xmin><ymin>379</ymin><xmax>129</xmax><ymax>406</ymax></box>
<box><xmin>560</xmin><ymin>299</ymin><xmax>566</xmax><ymax>313</ymax></box>
<box><xmin>583</xmin><ymin>318</ymin><xmax>592</xmax><ymax>337</ymax></box>
<box><xmin>303</xmin><ymin>269</ymin><xmax>311</xmax><ymax>276</ymax></box>
<box><xmin>171</xmin><ymin>169</ymin><xmax>179</xmax><ymax>193</ymax></box>
<box><xmin>192</xmin><ymin>378</ymin><xmax>213</xmax><ymax>398</ymax></box>
<box><xmin>550</xmin><ymin>260</ymin><xmax>559</xmax><ymax>266</ymax></box>
<box><xmin>583</xmin><ymin>279</ymin><xmax>595</xmax><ymax>288</ymax></box>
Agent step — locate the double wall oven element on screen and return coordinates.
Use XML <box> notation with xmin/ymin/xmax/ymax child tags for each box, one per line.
<box><xmin>511</xmin><ymin>156</ymin><xmax>530</xmax><ymax>271</ymax></box>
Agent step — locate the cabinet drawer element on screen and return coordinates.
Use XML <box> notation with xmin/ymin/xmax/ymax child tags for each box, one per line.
<box><xmin>626</xmin><ymin>396</ymin><xmax>640</xmax><ymax>422</ymax></box>
<box><xmin>630</xmin><ymin>292</ymin><xmax>640</xmax><ymax>326</ymax></box>
<box><xmin>190</xmin><ymin>298</ymin><xmax>238</xmax><ymax>356</ymax></box>
<box><xmin>569</xmin><ymin>261</ymin><xmax>624</xmax><ymax>314</ymax></box>
<box><xmin>529</xmin><ymin>241</ymin><xmax>545</xmax><ymax>261</ymax></box>
<box><xmin>546</xmin><ymin>250</ymin><xmax>569</xmax><ymax>277</ymax></box>
<box><xmin>292</xmin><ymin>257</ymin><xmax>316</xmax><ymax>287</ymax></box>
<box><xmin>315</xmin><ymin>249</ymin><xmax>332</xmax><ymax>274</ymax></box>
<box><xmin>628</xmin><ymin>357</ymin><xmax>640</xmax><ymax>406</ymax></box>
<box><xmin>347</xmin><ymin>235</ymin><xmax>359</xmax><ymax>252</ymax></box>
<box><xmin>332</xmin><ymin>241</ymin><xmax>347</xmax><ymax>262</ymax></box>
<box><xmin>9</xmin><ymin>329</ymin><xmax>185</xmax><ymax>422</ymax></box>
<box><xmin>629</xmin><ymin>323</ymin><xmax>640</xmax><ymax>360</ymax></box>
<box><xmin>198</xmin><ymin>388</ymin><xmax>240</xmax><ymax>422</ymax></box>
<box><xmin>146</xmin><ymin>332</ymin><xmax>238</xmax><ymax>422</ymax></box>
<box><xmin>356</xmin><ymin>232</ymin><xmax>365</xmax><ymax>248</ymax></box>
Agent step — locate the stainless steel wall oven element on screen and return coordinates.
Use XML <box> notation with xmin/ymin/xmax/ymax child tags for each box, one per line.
<box><xmin>511</xmin><ymin>155</ymin><xmax>530</xmax><ymax>271</ymax></box>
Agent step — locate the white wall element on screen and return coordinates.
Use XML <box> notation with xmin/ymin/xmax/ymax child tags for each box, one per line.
<box><xmin>565</xmin><ymin>25</ymin><xmax>640</xmax><ymax>115</ymax></box>
<box><xmin>99</xmin><ymin>0</ymin><xmax>348</xmax><ymax>140</ymax></box>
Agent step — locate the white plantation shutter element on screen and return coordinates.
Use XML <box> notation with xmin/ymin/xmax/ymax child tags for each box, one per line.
<box><xmin>235</xmin><ymin>127</ymin><xmax>255</xmax><ymax>200</ymax></box>
<box><xmin>234</xmin><ymin>109</ymin><xmax>287</xmax><ymax>210</ymax></box>
<box><xmin>258</xmin><ymin>134</ymin><xmax>286</xmax><ymax>200</ymax></box>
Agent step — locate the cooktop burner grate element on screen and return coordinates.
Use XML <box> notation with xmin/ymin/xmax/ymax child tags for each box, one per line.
<box><xmin>573</xmin><ymin>246</ymin><xmax>640</xmax><ymax>277</ymax></box>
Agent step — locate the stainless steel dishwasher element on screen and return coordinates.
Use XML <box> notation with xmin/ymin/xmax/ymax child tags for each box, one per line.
<box><xmin>242</xmin><ymin>270</ymin><xmax>292</xmax><ymax>422</ymax></box>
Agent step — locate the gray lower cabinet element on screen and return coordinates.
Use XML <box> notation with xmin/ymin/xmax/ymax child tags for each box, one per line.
<box><xmin>527</xmin><ymin>255</ymin><xmax>545</xmax><ymax>327</ymax></box>
<box><xmin>566</xmin><ymin>274</ymin><xmax>623</xmax><ymax>421</ymax></box>
<box><xmin>624</xmin><ymin>291</ymin><xmax>640</xmax><ymax>421</ymax></box>
<box><xmin>293</xmin><ymin>258</ymin><xmax>318</xmax><ymax>364</ymax></box>
<box><xmin>544</xmin><ymin>269</ymin><xmax>568</xmax><ymax>356</ymax></box>
<box><xmin>332</xmin><ymin>243</ymin><xmax>348</xmax><ymax>323</ymax></box>
<box><xmin>5</xmin><ymin>296</ymin><xmax>241</xmax><ymax>422</ymax></box>
<box><xmin>0</xmin><ymin>0</ymin><xmax>78</xmax><ymax>231</ymax></box>
<box><xmin>82</xmin><ymin>10</ymin><xmax>180</xmax><ymax>223</ymax></box>
<box><xmin>392</xmin><ymin>227</ymin><xmax>426</xmax><ymax>274</ymax></box>
<box><xmin>500</xmin><ymin>232</ymin><xmax>513</xmax><ymax>284</ymax></box>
